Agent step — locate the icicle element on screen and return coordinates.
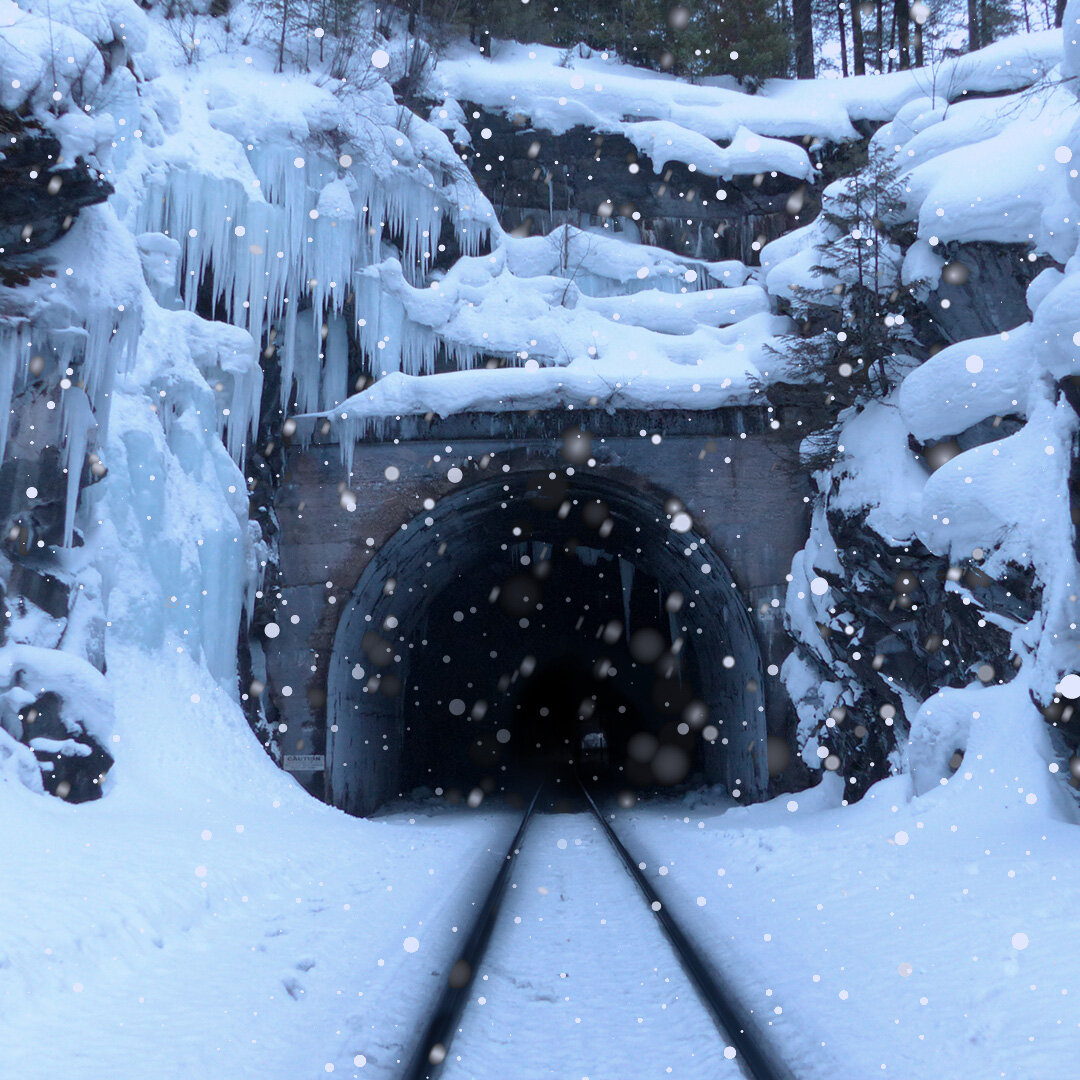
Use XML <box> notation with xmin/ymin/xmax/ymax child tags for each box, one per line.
<box><xmin>278</xmin><ymin>300</ymin><xmax>299</xmax><ymax>410</ymax></box>
<box><xmin>224</xmin><ymin>361</ymin><xmax>263</xmax><ymax>466</ymax></box>
<box><xmin>0</xmin><ymin>325</ymin><xmax>28</xmax><ymax>466</ymax></box>
<box><xmin>619</xmin><ymin>557</ymin><xmax>635</xmax><ymax>641</ymax></box>
<box><xmin>290</xmin><ymin>313</ymin><xmax>322</xmax><ymax>415</ymax></box>
<box><xmin>59</xmin><ymin>386</ymin><xmax>95</xmax><ymax>548</ymax></box>
<box><xmin>321</xmin><ymin>313</ymin><xmax>349</xmax><ymax>410</ymax></box>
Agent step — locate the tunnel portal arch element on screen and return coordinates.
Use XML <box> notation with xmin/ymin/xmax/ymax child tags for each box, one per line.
<box><xmin>326</xmin><ymin>469</ymin><xmax>768</xmax><ymax>816</ymax></box>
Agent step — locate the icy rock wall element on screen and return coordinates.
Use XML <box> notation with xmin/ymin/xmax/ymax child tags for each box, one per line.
<box><xmin>775</xmin><ymin>15</ymin><xmax>1080</xmax><ymax>811</ymax></box>
<box><xmin>0</xmin><ymin>0</ymin><xmax>504</xmax><ymax>801</ymax></box>
<box><xmin>437</xmin><ymin>106</ymin><xmax>804</xmax><ymax>264</ymax></box>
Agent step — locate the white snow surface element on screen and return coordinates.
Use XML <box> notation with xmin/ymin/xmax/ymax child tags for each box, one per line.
<box><xmin>620</xmin><ymin>765</ymin><xmax>1080</xmax><ymax>1080</ymax></box>
<box><xmin>0</xmin><ymin>3</ymin><xmax>1079</xmax><ymax>1078</ymax></box>
<box><xmin>445</xmin><ymin>812</ymin><xmax>742</xmax><ymax>1079</ymax></box>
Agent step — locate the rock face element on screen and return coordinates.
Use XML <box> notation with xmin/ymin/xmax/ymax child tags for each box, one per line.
<box><xmin>922</xmin><ymin>241</ymin><xmax>1055</xmax><ymax>344</ymax></box>
<box><xmin>0</xmin><ymin>110</ymin><xmax>114</xmax><ymax>800</ymax></box>
<box><xmin>776</xmin><ymin>232</ymin><xmax>1076</xmax><ymax>796</ymax></box>
<box><xmin>445</xmin><ymin>105</ymin><xmax>808</xmax><ymax>263</ymax></box>
<box><xmin>795</xmin><ymin>505</ymin><xmax>1034</xmax><ymax>797</ymax></box>
<box><xmin>0</xmin><ymin>109</ymin><xmax>112</xmax><ymax>261</ymax></box>
<box><xmin>17</xmin><ymin>691</ymin><xmax>113</xmax><ymax>802</ymax></box>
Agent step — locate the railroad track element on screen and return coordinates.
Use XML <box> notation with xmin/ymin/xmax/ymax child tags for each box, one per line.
<box><xmin>402</xmin><ymin>782</ymin><xmax>793</xmax><ymax>1080</ymax></box>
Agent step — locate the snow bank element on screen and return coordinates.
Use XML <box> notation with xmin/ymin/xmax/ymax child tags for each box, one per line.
<box><xmin>435</xmin><ymin>31</ymin><xmax>1060</xmax><ymax>152</ymax></box>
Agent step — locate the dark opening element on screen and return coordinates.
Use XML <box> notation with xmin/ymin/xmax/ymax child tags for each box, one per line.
<box><xmin>328</xmin><ymin>469</ymin><xmax>767</xmax><ymax>815</ymax></box>
<box><xmin>397</xmin><ymin>535</ymin><xmax>707</xmax><ymax>801</ymax></box>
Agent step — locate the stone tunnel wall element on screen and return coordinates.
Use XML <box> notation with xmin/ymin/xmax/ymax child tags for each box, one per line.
<box><xmin>259</xmin><ymin>407</ymin><xmax>811</xmax><ymax>811</ymax></box>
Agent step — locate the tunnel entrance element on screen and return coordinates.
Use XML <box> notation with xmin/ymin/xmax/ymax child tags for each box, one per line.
<box><xmin>326</xmin><ymin>469</ymin><xmax>767</xmax><ymax>815</ymax></box>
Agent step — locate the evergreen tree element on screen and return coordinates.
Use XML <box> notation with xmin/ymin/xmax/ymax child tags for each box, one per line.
<box><xmin>770</xmin><ymin>145</ymin><xmax>921</xmax><ymax>422</ymax></box>
<box><xmin>400</xmin><ymin>0</ymin><xmax>793</xmax><ymax>84</ymax></box>
<box><xmin>664</xmin><ymin>0</ymin><xmax>793</xmax><ymax>83</ymax></box>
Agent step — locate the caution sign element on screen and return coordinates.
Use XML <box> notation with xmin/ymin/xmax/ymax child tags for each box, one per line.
<box><xmin>284</xmin><ymin>754</ymin><xmax>325</xmax><ymax>772</ymax></box>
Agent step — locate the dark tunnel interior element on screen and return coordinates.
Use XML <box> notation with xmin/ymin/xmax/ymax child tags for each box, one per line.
<box><xmin>326</xmin><ymin>467</ymin><xmax>767</xmax><ymax>815</ymax></box>
<box><xmin>399</xmin><ymin>533</ymin><xmax>709</xmax><ymax>802</ymax></box>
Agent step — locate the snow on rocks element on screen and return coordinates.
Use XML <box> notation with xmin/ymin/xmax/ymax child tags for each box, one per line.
<box><xmin>917</xmin><ymin>390</ymin><xmax>1076</xmax><ymax>574</ymax></box>
<box><xmin>435</xmin><ymin>32</ymin><xmax>1061</xmax><ymax>157</ymax></box>
<box><xmin>625</xmin><ymin>120</ymin><xmax>814</xmax><ymax>182</ymax></box>
<box><xmin>897</xmin><ymin>328</ymin><xmax>1033</xmax><ymax>441</ymax></box>
<box><xmin>829</xmin><ymin>400</ymin><xmax>928</xmax><ymax>547</ymax></box>
<box><xmin>899</xmin><ymin>85</ymin><xmax>1078</xmax><ymax>259</ymax></box>
<box><xmin>907</xmin><ymin>678</ymin><xmax>1079</xmax><ymax>820</ymax></box>
<box><xmin>0</xmin><ymin>642</ymin><xmax>113</xmax><ymax>744</ymax></box>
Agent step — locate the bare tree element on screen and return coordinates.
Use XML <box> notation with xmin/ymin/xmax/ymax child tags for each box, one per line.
<box><xmin>794</xmin><ymin>0</ymin><xmax>815</xmax><ymax>77</ymax></box>
<box><xmin>852</xmin><ymin>0</ymin><xmax>867</xmax><ymax>75</ymax></box>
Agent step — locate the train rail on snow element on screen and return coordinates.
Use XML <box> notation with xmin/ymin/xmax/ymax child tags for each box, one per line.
<box><xmin>401</xmin><ymin>784</ymin><xmax>794</xmax><ymax>1080</ymax></box>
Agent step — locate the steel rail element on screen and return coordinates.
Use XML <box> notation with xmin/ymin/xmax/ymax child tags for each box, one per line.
<box><xmin>401</xmin><ymin>781</ymin><xmax>795</xmax><ymax>1080</ymax></box>
<box><xmin>401</xmin><ymin>785</ymin><xmax>542</xmax><ymax>1080</ymax></box>
<box><xmin>578</xmin><ymin>780</ymin><xmax>796</xmax><ymax>1080</ymax></box>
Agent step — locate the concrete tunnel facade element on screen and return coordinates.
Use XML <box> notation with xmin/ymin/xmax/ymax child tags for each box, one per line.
<box><xmin>258</xmin><ymin>407</ymin><xmax>812</xmax><ymax>815</ymax></box>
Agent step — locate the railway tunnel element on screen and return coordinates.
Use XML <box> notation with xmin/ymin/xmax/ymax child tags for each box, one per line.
<box><xmin>261</xmin><ymin>408</ymin><xmax>810</xmax><ymax>816</ymax></box>
<box><xmin>325</xmin><ymin>469</ymin><xmax>768</xmax><ymax>816</ymax></box>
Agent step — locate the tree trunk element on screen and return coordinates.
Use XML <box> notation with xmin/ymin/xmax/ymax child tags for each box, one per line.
<box><xmin>838</xmin><ymin>1</ymin><xmax>849</xmax><ymax>77</ymax></box>
<box><xmin>875</xmin><ymin>0</ymin><xmax>884</xmax><ymax>71</ymax></box>
<box><xmin>894</xmin><ymin>0</ymin><xmax>910</xmax><ymax>69</ymax></box>
<box><xmin>967</xmin><ymin>0</ymin><xmax>980</xmax><ymax>50</ymax></box>
<box><xmin>1056</xmin><ymin>0</ymin><xmax>1067</xmax><ymax>27</ymax></box>
<box><xmin>794</xmin><ymin>0</ymin><xmax>815</xmax><ymax>78</ymax></box>
<box><xmin>914</xmin><ymin>22</ymin><xmax>923</xmax><ymax>66</ymax></box>
<box><xmin>277</xmin><ymin>0</ymin><xmax>289</xmax><ymax>72</ymax></box>
<box><xmin>887</xmin><ymin>6</ymin><xmax>896</xmax><ymax>71</ymax></box>
<box><xmin>852</xmin><ymin>1</ymin><xmax>867</xmax><ymax>75</ymax></box>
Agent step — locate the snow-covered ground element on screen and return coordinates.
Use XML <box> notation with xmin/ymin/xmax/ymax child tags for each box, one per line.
<box><xmin>0</xmin><ymin>647</ymin><xmax>523</xmax><ymax>1080</ymax></box>
<box><xmin>445</xmin><ymin>811</ymin><xmax>741</xmax><ymax>1080</ymax></box>
<box><xmin>620</xmin><ymin>774</ymin><xmax>1080</xmax><ymax>1080</ymax></box>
